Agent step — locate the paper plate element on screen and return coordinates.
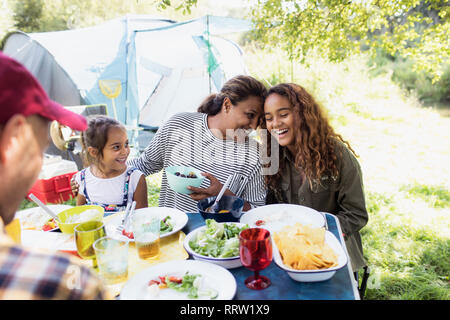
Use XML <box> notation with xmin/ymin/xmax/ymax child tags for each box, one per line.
<box><xmin>15</xmin><ymin>204</ymin><xmax>72</xmax><ymax>231</ymax></box>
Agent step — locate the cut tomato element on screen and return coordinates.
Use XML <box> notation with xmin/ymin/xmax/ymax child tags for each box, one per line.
<box><xmin>255</xmin><ymin>219</ymin><xmax>265</xmax><ymax>226</ymax></box>
<box><xmin>148</xmin><ymin>279</ymin><xmax>160</xmax><ymax>286</ymax></box>
<box><xmin>168</xmin><ymin>276</ymin><xmax>183</xmax><ymax>284</ymax></box>
<box><xmin>121</xmin><ymin>229</ymin><xmax>134</xmax><ymax>239</ymax></box>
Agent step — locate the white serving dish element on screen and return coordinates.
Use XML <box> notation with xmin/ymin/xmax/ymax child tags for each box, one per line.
<box><xmin>272</xmin><ymin>230</ymin><xmax>348</xmax><ymax>282</ymax></box>
<box><xmin>240</xmin><ymin>203</ymin><xmax>326</xmax><ymax>233</ymax></box>
<box><xmin>183</xmin><ymin>222</ymin><xmax>246</xmax><ymax>269</ymax></box>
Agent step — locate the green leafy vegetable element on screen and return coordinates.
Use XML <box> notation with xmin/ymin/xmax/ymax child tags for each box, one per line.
<box><xmin>189</xmin><ymin>219</ymin><xmax>248</xmax><ymax>258</ymax></box>
<box><xmin>165</xmin><ymin>272</ymin><xmax>217</xmax><ymax>299</ymax></box>
<box><xmin>160</xmin><ymin>215</ymin><xmax>174</xmax><ymax>234</ymax></box>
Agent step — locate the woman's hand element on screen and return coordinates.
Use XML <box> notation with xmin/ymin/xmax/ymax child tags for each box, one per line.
<box><xmin>187</xmin><ymin>172</ymin><xmax>229</xmax><ymax>201</ymax></box>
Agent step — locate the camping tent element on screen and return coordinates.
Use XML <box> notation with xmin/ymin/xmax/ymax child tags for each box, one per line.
<box><xmin>2</xmin><ymin>15</ymin><xmax>251</xmax><ymax>139</ymax></box>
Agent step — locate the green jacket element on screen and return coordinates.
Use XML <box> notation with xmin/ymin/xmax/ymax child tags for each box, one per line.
<box><xmin>266</xmin><ymin>141</ymin><xmax>368</xmax><ymax>272</ymax></box>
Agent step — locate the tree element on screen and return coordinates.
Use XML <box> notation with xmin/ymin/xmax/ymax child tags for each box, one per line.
<box><xmin>12</xmin><ymin>0</ymin><xmax>44</xmax><ymax>32</ymax></box>
<box><xmin>249</xmin><ymin>0</ymin><xmax>449</xmax><ymax>81</ymax></box>
<box><xmin>156</xmin><ymin>0</ymin><xmax>198</xmax><ymax>14</ymax></box>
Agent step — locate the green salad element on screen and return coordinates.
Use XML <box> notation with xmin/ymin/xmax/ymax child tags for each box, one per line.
<box><xmin>189</xmin><ymin>219</ymin><xmax>248</xmax><ymax>258</ymax></box>
<box><xmin>160</xmin><ymin>215</ymin><xmax>174</xmax><ymax>234</ymax></box>
<box><xmin>166</xmin><ymin>272</ymin><xmax>217</xmax><ymax>299</ymax></box>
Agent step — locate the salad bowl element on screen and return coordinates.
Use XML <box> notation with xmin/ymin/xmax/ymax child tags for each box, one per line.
<box><xmin>183</xmin><ymin>219</ymin><xmax>248</xmax><ymax>269</ymax></box>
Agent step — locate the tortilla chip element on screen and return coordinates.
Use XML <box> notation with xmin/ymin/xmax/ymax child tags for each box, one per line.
<box><xmin>274</xmin><ymin>223</ymin><xmax>338</xmax><ymax>270</ymax></box>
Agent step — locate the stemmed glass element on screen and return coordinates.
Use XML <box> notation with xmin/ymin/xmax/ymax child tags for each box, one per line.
<box><xmin>239</xmin><ymin>228</ymin><xmax>273</xmax><ymax>290</ymax></box>
<box><xmin>74</xmin><ymin>220</ymin><xmax>106</xmax><ymax>268</ymax></box>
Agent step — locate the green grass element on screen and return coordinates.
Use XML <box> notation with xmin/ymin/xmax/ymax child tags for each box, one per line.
<box><xmin>401</xmin><ymin>183</ymin><xmax>450</xmax><ymax>209</ymax></box>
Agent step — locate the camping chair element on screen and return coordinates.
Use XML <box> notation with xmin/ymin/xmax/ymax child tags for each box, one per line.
<box><xmin>49</xmin><ymin>104</ymin><xmax>108</xmax><ymax>169</ymax></box>
<box><xmin>354</xmin><ymin>266</ymin><xmax>370</xmax><ymax>299</ymax></box>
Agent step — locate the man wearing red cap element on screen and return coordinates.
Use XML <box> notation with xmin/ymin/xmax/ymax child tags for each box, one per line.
<box><xmin>0</xmin><ymin>52</ymin><xmax>112</xmax><ymax>299</ymax></box>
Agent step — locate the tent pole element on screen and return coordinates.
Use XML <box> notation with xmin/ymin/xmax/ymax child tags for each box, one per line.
<box><xmin>207</xmin><ymin>15</ymin><xmax>211</xmax><ymax>94</ymax></box>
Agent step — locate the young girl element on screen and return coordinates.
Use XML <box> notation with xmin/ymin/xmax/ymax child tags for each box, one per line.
<box><xmin>74</xmin><ymin>115</ymin><xmax>148</xmax><ymax>215</ymax></box>
<box><xmin>262</xmin><ymin>83</ymin><xmax>368</xmax><ymax>275</ymax></box>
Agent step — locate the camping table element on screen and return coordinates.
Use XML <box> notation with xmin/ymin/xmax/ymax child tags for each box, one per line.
<box><xmin>183</xmin><ymin>212</ymin><xmax>360</xmax><ymax>300</ymax></box>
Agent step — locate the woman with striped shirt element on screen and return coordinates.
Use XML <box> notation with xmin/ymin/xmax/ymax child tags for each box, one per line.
<box><xmin>128</xmin><ymin>75</ymin><xmax>268</xmax><ymax>213</ymax></box>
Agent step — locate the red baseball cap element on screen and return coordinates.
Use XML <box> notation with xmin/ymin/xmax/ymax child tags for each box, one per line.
<box><xmin>0</xmin><ymin>51</ymin><xmax>87</xmax><ymax>131</ymax></box>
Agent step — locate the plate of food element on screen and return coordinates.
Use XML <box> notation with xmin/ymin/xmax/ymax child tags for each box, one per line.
<box><xmin>105</xmin><ymin>207</ymin><xmax>188</xmax><ymax>242</ymax></box>
<box><xmin>183</xmin><ymin>219</ymin><xmax>248</xmax><ymax>269</ymax></box>
<box><xmin>15</xmin><ymin>204</ymin><xmax>73</xmax><ymax>231</ymax></box>
<box><xmin>239</xmin><ymin>203</ymin><xmax>325</xmax><ymax>233</ymax></box>
<box><xmin>272</xmin><ymin>223</ymin><xmax>348</xmax><ymax>282</ymax></box>
<box><xmin>120</xmin><ymin>260</ymin><xmax>236</xmax><ymax>300</ymax></box>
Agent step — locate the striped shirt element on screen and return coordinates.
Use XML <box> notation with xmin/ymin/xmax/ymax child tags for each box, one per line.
<box><xmin>0</xmin><ymin>219</ymin><xmax>113</xmax><ymax>300</ymax></box>
<box><xmin>129</xmin><ymin>112</ymin><xmax>266</xmax><ymax>212</ymax></box>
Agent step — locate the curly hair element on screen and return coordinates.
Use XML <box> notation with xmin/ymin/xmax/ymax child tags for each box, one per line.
<box><xmin>262</xmin><ymin>83</ymin><xmax>357</xmax><ymax>190</ymax></box>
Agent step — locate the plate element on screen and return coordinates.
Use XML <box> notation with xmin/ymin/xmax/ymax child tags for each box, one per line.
<box><xmin>120</xmin><ymin>260</ymin><xmax>237</xmax><ymax>300</ymax></box>
<box><xmin>105</xmin><ymin>207</ymin><xmax>188</xmax><ymax>242</ymax></box>
<box><xmin>272</xmin><ymin>230</ymin><xmax>348</xmax><ymax>282</ymax></box>
<box><xmin>15</xmin><ymin>204</ymin><xmax>73</xmax><ymax>231</ymax></box>
<box><xmin>240</xmin><ymin>204</ymin><xmax>325</xmax><ymax>233</ymax></box>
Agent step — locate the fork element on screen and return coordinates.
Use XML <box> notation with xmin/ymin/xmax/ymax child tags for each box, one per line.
<box><xmin>320</xmin><ymin>212</ymin><xmax>329</xmax><ymax>230</ymax></box>
<box><xmin>116</xmin><ymin>201</ymin><xmax>135</xmax><ymax>234</ymax></box>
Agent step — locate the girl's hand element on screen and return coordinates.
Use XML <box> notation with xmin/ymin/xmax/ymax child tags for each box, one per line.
<box><xmin>70</xmin><ymin>177</ymin><xmax>80</xmax><ymax>197</ymax></box>
<box><xmin>187</xmin><ymin>172</ymin><xmax>227</xmax><ymax>201</ymax></box>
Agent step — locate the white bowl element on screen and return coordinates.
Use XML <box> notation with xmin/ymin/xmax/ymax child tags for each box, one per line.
<box><xmin>183</xmin><ymin>223</ymin><xmax>246</xmax><ymax>269</ymax></box>
<box><xmin>272</xmin><ymin>230</ymin><xmax>348</xmax><ymax>282</ymax></box>
<box><xmin>240</xmin><ymin>203</ymin><xmax>326</xmax><ymax>232</ymax></box>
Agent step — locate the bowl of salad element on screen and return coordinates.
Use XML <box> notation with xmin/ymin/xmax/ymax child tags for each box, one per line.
<box><xmin>183</xmin><ymin>219</ymin><xmax>248</xmax><ymax>269</ymax></box>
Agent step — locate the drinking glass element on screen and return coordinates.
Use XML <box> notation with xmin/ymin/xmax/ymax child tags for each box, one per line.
<box><xmin>239</xmin><ymin>228</ymin><xmax>273</xmax><ymax>290</ymax></box>
<box><xmin>74</xmin><ymin>220</ymin><xmax>106</xmax><ymax>268</ymax></box>
<box><xmin>132</xmin><ymin>212</ymin><xmax>160</xmax><ymax>260</ymax></box>
<box><xmin>93</xmin><ymin>237</ymin><xmax>129</xmax><ymax>284</ymax></box>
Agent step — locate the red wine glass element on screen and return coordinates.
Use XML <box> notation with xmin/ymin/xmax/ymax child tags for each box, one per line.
<box><xmin>239</xmin><ymin>228</ymin><xmax>273</xmax><ymax>290</ymax></box>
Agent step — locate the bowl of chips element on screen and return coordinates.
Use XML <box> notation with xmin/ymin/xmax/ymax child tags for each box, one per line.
<box><xmin>197</xmin><ymin>195</ymin><xmax>245</xmax><ymax>222</ymax></box>
<box><xmin>272</xmin><ymin>223</ymin><xmax>348</xmax><ymax>282</ymax></box>
<box><xmin>165</xmin><ymin>165</ymin><xmax>205</xmax><ymax>194</ymax></box>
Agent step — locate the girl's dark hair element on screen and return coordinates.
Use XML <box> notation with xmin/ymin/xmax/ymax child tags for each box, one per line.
<box><xmin>81</xmin><ymin>115</ymin><xmax>124</xmax><ymax>167</ymax></box>
<box><xmin>197</xmin><ymin>75</ymin><xmax>267</xmax><ymax>116</ymax></box>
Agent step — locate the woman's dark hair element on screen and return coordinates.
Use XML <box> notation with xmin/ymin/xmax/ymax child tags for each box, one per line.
<box><xmin>197</xmin><ymin>75</ymin><xmax>267</xmax><ymax>117</ymax></box>
<box><xmin>80</xmin><ymin>115</ymin><xmax>124</xmax><ymax>167</ymax></box>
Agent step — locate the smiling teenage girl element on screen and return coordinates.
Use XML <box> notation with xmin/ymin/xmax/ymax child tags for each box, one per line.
<box><xmin>74</xmin><ymin>116</ymin><xmax>148</xmax><ymax>215</ymax></box>
<box><xmin>262</xmin><ymin>83</ymin><xmax>368</xmax><ymax>274</ymax></box>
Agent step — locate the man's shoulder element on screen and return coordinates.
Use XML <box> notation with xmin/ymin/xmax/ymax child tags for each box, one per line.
<box><xmin>0</xmin><ymin>244</ymin><xmax>111</xmax><ymax>300</ymax></box>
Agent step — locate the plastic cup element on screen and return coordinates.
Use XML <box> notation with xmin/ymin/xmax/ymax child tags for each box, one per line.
<box><xmin>132</xmin><ymin>213</ymin><xmax>160</xmax><ymax>260</ymax></box>
<box><xmin>74</xmin><ymin>220</ymin><xmax>106</xmax><ymax>268</ymax></box>
<box><xmin>93</xmin><ymin>237</ymin><xmax>129</xmax><ymax>284</ymax></box>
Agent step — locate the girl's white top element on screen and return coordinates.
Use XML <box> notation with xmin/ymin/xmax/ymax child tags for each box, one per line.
<box><xmin>74</xmin><ymin>165</ymin><xmax>144</xmax><ymax>205</ymax></box>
